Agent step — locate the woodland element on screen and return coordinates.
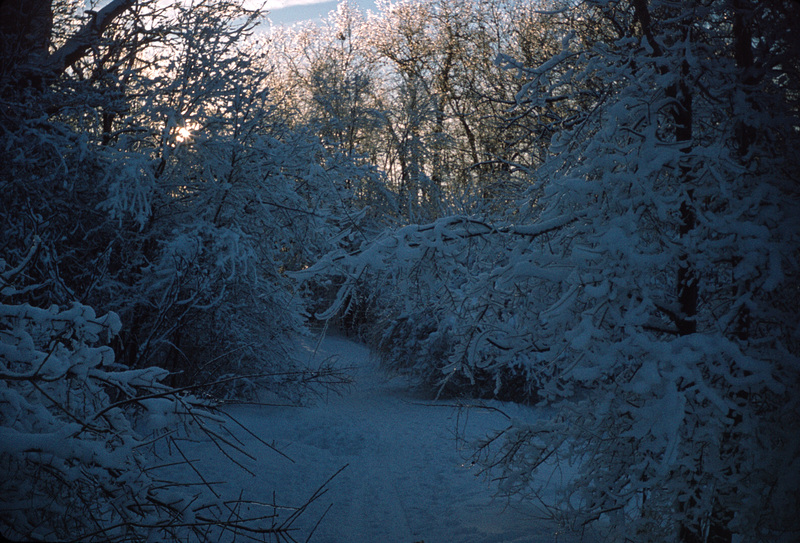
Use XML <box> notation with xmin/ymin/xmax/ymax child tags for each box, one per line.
<box><xmin>1</xmin><ymin>0</ymin><xmax>798</xmax><ymax>541</ymax></box>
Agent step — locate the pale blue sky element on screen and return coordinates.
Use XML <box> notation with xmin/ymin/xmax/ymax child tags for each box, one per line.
<box><xmin>96</xmin><ymin>1</ymin><xmax>379</xmax><ymax>28</ymax></box>
<box><xmin>264</xmin><ymin>0</ymin><xmax>378</xmax><ymax>26</ymax></box>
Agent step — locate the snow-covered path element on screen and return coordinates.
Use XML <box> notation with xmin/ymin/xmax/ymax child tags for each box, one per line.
<box><xmin>191</xmin><ymin>334</ymin><xmax>590</xmax><ymax>543</ymax></box>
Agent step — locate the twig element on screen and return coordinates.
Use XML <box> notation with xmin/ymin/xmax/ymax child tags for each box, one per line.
<box><xmin>220</xmin><ymin>409</ymin><xmax>295</xmax><ymax>464</ymax></box>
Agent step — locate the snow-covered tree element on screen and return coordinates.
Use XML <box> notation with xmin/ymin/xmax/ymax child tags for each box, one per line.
<box><xmin>1</xmin><ymin>0</ymin><xmax>373</xmax><ymax>392</ymax></box>
<box><xmin>473</xmin><ymin>1</ymin><xmax>800</xmax><ymax>541</ymax></box>
<box><xmin>0</xmin><ymin>250</ymin><xmax>320</xmax><ymax>541</ymax></box>
<box><xmin>306</xmin><ymin>1</ymin><xmax>800</xmax><ymax>541</ymax></box>
<box><xmin>271</xmin><ymin>0</ymin><xmax>576</xmax><ymax>222</ymax></box>
<box><xmin>1</xmin><ymin>2</ymin><xmax>359</xmax><ymax>538</ymax></box>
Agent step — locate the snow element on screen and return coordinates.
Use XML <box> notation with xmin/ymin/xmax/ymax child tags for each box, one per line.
<box><xmin>182</xmin><ymin>333</ymin><xmax>594</xmax><ymax>543</ymax></box>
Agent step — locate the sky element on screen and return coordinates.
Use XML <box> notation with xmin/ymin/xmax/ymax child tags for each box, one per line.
<box><xmin>263</xmin><ymin>0</ymin><xmax>378</xmax><ymax>26</ymax></box>
<box><xmin>94</xmin><ymin>0</ymin><xmax>378</xmax><ymax>28</ymax></box>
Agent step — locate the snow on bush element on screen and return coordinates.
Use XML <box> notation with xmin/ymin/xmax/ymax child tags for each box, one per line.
<box><xmin>302</xmin><ymin>2</ymin><xmax>800</xmax><ymax>541</ymax></box>
<box><xmin>0</xmin><ymin>273</ymin><xmax>297</xmax><ymax>541</ymax></box>
<box><xmin>299</xmin><ymin>215</ymin><xmax>556</xmax><ymax>402</ymax></box>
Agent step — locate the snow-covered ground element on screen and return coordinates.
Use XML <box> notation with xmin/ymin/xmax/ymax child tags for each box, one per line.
<box><xmin>185</xmin><ymin>333</ymin><xmax>594</xmax><ymax>543</ymax></box>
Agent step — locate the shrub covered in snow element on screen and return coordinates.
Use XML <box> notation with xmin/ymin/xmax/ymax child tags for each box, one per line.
<box><xmin>303</xmin><ymin>1</ymin><xmax>800</xmax><ymax>541</ymax></box>
<box><xmin>0</xmin><ymin>290</ymin><xmax>291</xmax><ymax>541</ymax></box>
<box><xmin>0</xmin><ymin>0</ymin><xmax>380</xmax><ymax>399</ymax></box>
<box><xmin>300</xmin><ymin>216</ymin><xmax>554</xmax><ymax>402</ymax></box>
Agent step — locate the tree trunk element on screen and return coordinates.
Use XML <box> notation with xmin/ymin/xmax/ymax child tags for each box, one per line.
<box><xmin>675</xmin><ymin>71</ymin><xmax>697</xmax><ymax>337</ymax></box>
<box><xmin>0</xmin><ymin>0</ymin><xmax>137</xmax><ymax>88</ymax></box>
<box><xmin>0</xmin><ymin>0</ymin><xmax>52</xmax><ymax>85</ymax></box>
<box><xmin>732</xmin><ymin>0</ymin><xmax>756</xmax><ymax>341</ymax></box>
<box><xmin>631</xmin><ymin>3</ymin><xmax>732</xmax><ymax>542</ymax></box>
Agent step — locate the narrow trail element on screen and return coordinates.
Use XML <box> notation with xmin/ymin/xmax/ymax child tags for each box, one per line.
<box><xmin>191</xmin><ymin>334</ymin><xmax>590</xmax><ymax>543</ymax></box>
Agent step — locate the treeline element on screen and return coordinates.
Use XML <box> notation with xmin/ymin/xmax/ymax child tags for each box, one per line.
<box><xmin>267</xmin><ymin>0</ymin><xmax>572</xmax><ymax>220</ymax></box>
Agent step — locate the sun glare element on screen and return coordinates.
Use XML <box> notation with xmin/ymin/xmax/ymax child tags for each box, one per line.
<box><xmin>175</xmin><ymin>122</ymin><xmax>201</xmax><ymax>143</ymax></box>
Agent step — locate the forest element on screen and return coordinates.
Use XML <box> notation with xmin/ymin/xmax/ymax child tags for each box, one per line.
<box><xmin>1</xmin><ymin>0</ymin><xmax>798</xmax><ymax>541</ymax></box>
